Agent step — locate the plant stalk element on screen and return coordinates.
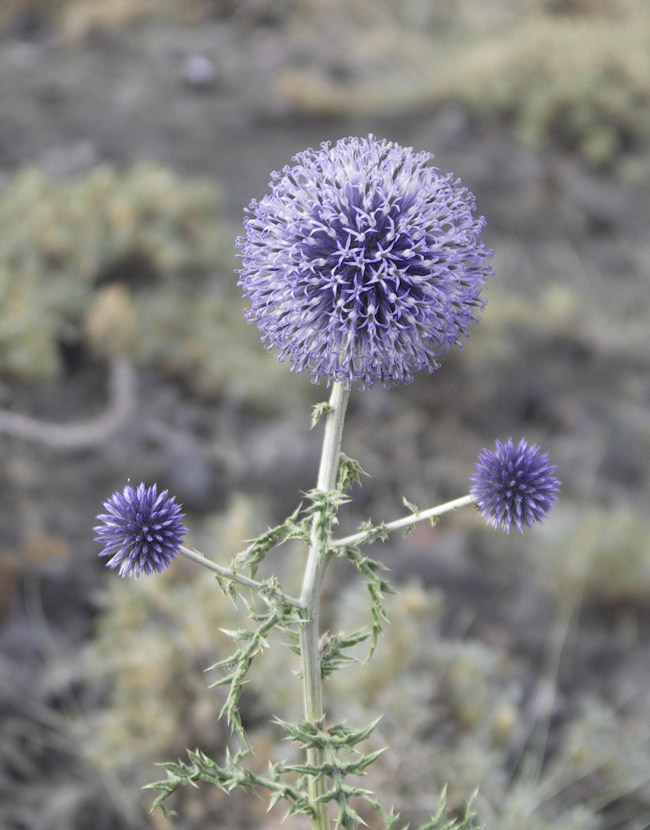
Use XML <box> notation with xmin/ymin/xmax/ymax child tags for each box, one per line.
<box><xmin>298</xmin><ymin>381</ymin><xmax>349</xmax><ymax>830</ymax></box>
<box><xmin>178</xmin><ymin>545</ymin><xmax>305</xmax><ymax>609</ymax></box>
<box><xmin>331</xmin><ymin>494</ymin><xmax>475</xmax><ymax>549</ymax></box>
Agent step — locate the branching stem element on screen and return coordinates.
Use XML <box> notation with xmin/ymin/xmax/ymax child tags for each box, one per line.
<box><xmin>178</xmin><ymin>546</ymin><xmax>305</xmax><ymax>610</ymax></box>
<box><xmin>298</xmin><ymin>381</ymin><xmax>350</xmax><ymax>830</ymax></box>
<box><xmin>331</xmin><ymin>494</ymin><xmax>475</xmax><ymax>549</ymax></box>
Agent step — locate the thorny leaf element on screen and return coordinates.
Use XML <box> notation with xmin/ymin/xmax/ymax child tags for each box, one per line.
<box><xmin>338</xmin><ymin>452</ymin><xmax>370</xmax><ymax>493</ymax></box>
<box><xmin>418</xmin><ymin>787</ymin><xmax>482</xmax><ymax>830</ymax></box>
<box><xmin>231</xmin><ymin>502</ymin><xmax>307</xmax><ymax>578</ymax></box>
<box><xmin>311</xmin><ymin>400</ymin><xmax>334</xmax><ymax>428</ymax></box>
<box><xmin>275</xmin><ymin>717</ymin><xmax>388</xmax><ymax>830</ymax></box>
<box><xmin>146</xmin><ymin>746</ymin><xmax>314</xmax><ymax>821</ymax></box>
<box><xmin>206</xmin><ymin>598</ymin><xmax>302</xmax><ymax>746</ymax></box>
<box><xmin>402</xmin><ymin>496</ymin><xmax>420</xmax><ymax>515</ymax></box>
<box><xmin>335</xmin><ymin>544</ymin><xmax>396</xmax><ymax>656</ymax></box>
<box><xmin>320</xmin><ymin>628</ymin><xmax>371</xmax><ymax>678</ymax></box>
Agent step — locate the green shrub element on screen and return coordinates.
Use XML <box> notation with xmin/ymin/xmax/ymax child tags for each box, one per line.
<box><xmin>0</xmin><ymin>164</ymin><xmax>304</xmax><ymax>406</ymax></box>
<box><xmin>272</xmin><ymin>0</ymin><xmax>650</xmax><ymax>167</ymax></box>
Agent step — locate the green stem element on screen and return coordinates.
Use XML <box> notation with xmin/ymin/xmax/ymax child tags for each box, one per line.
<box><xmin>331</xmin><ymin>494</ymin><xmax>475</xmax><ymax>549</ymax></box>
<box><xmin>178</xmin><ymin>546</ymin><xmax>305</xmax><ymax>610</ymax></box>
<box><xmin>298</xmin><ymin>382</ymin><xmax>350</xmax><ymax>830</ymax></box>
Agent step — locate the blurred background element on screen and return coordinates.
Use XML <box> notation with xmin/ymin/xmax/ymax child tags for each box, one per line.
<box><xmin>0</xmin><ymin>1</ymin><xmax>649</xmax><ymax>828</ymax></box>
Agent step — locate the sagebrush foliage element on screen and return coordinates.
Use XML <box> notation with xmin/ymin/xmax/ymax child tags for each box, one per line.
<box><xmin>0</xmin><ymin>163</ymin><xmax>303</xmax><ymax>406</ymax></box>
<box><xmin>266</xmin><ymin>0</ymin><xmax>650</xmax><ymax>167</ymax></box>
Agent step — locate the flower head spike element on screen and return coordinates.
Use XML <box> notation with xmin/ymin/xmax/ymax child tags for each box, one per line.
<box><xmin>470</xmin><ymin>438</ymin><xmax>560</xmax><ymax>533</ymax></box>
<box><xmin>94</xmin><ymin>483</ymin><xmax>187</xmax><ymax>577</ymax></box>
<box><xmin>237</xmin><ymin>135</ymin><xmax>493</xmax><ymax>388</ymax></box>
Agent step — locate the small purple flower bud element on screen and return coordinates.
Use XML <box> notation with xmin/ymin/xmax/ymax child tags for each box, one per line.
<box><xmin>470</xmin><ymin>438</ymin><xmax>560</xmax><ymax>533</ymax></box>
<box><xmin>237</xmin><ymin>135</ymin><xmax>493</xmax><ymax>389</ymax></box>
<box><xmin>94</xmin><ymin>483</ymin><xmax>187</xmax><ymax>577</ymax></box>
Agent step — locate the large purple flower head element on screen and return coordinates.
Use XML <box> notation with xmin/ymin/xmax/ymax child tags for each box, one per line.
<box><xmin>237</xmin><ymin>135</ymin><xmax>493</xmax><ymax>388</ymax></box>
<box><xmin>94</xmin><ymin>483</ymin><xmax>187</xmax><ymax>577</ymax></box>
<box><xmin>470</xmin><ymin>438</ymin><xmax>560</xmax><ymax>533</ymax></box>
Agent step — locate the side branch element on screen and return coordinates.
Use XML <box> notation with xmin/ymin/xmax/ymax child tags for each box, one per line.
<box><xmin>331</xmin><ymin>494</ymin><xmax>476</xmax><ymax>549</ymax></box>
<box><xmin>178</xmin><ymin>546</ymin><xmax>305</xmax><ymax>610</ymax></box>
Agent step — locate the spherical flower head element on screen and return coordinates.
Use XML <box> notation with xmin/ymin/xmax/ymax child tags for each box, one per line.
<box><xmin>94</xmin><ymin>483</ymin><xmax>187</xmax><ymax>577</ymax></box>
<box><xmin>237</xmin><ymin>135</ymin><xmax>493</xmax><ymax>389</ymax></box>
<box><xmin>470</xmin><ymin>438</ymin><xmax>560</xmax><ymax>533</ymax></box>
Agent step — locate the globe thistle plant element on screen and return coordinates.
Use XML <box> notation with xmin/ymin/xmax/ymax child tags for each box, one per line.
<box><xmin>237</xmin><ymin>135</ymin><xmax>494</xmax><ymax>388</ymax></box>
<box><xmin>470</xmin><ymin>438</ymin><xmax>560</xmax><ymax>533</ymax></box>
<box><xmin>94</xmin><ymin>138</ymin><xmax>561</xmax><ymax>830</ymax></box>
<box><xmin>94</xmin><ymin>482</ymin><xmax>187</xmax><ymax>577</ymax></box>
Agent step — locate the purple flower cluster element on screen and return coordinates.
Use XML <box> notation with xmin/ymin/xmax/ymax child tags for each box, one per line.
<box><xmin>237</xmin><ymin>135</ymin><xmax>493</xmax><ymax>388</ymax></box>
<box><xmin>94</xmin><ymin>483</ymin><xmax>186</xmax><ymax>577</ymax></box>
<box><xmin>470</xmin><ymin>438</ymin><xmax>560</xmax><ymax>533</ymax></box>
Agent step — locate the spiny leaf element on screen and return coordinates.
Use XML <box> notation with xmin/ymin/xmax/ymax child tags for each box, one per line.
<box><xmin>326</xmin><ymin>718</ymin><xmax>383</xmax><ymax>748</ymax></box>
<box><xmin>338</xmin><ymin>452</ymin><xmax>370</xmax><ymax>493</ymax></box>
<box><xmin>311</xmin><ymin>400</ymin><xmax>334</xmax><ymax>428</ymax></box>
<box><xmin>361</xmin><ymin>796</ymin><xmax>402</xmax><ymax>830</ymax></box>
<box><xmin>320</xmin><ymin>628</ymin><xmax>371</xmax><ymax>678</ymax></box>
<box><xmin>205</xmin><ymin>610</ymin><xmax>281</xmax><ymax>745</ymax></box>
<box><xmin>418</xmin><ymin>787</ymin><xmax>482</xmax><ymax>830</ymax></box>
<box><xmin>146</xmin><ymin>747</ymin><xmax>314</xmax><ymax>820</ymax></box>
<box><xmin>231</xmin><ymin>502</ymin><xmax>307</xmax><ymax>577</ymax></box>
<box><xmin>214</xmin><ymin>572</ymin><xmax>238</xmax><ymax>601</ymax></box>
<box><xmin>335</xmin><ymin>544</ymin><xmax>396</xmax><ymax>656</ymax></box>
<box><xmin>272</xmin><ymin>717</ymin><xmax>398</xmax><ymax>829</ymax></box>
<box><xmin>402</xmin><ymin>496</ymin><xmax>420</xmax><ymax>515</ymax></box>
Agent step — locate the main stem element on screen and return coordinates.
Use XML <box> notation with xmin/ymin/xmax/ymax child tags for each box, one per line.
<box><xmin>299</xmin><ymin>382</ymin><xmax>349</xmax><ymax>830</ymax></box>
